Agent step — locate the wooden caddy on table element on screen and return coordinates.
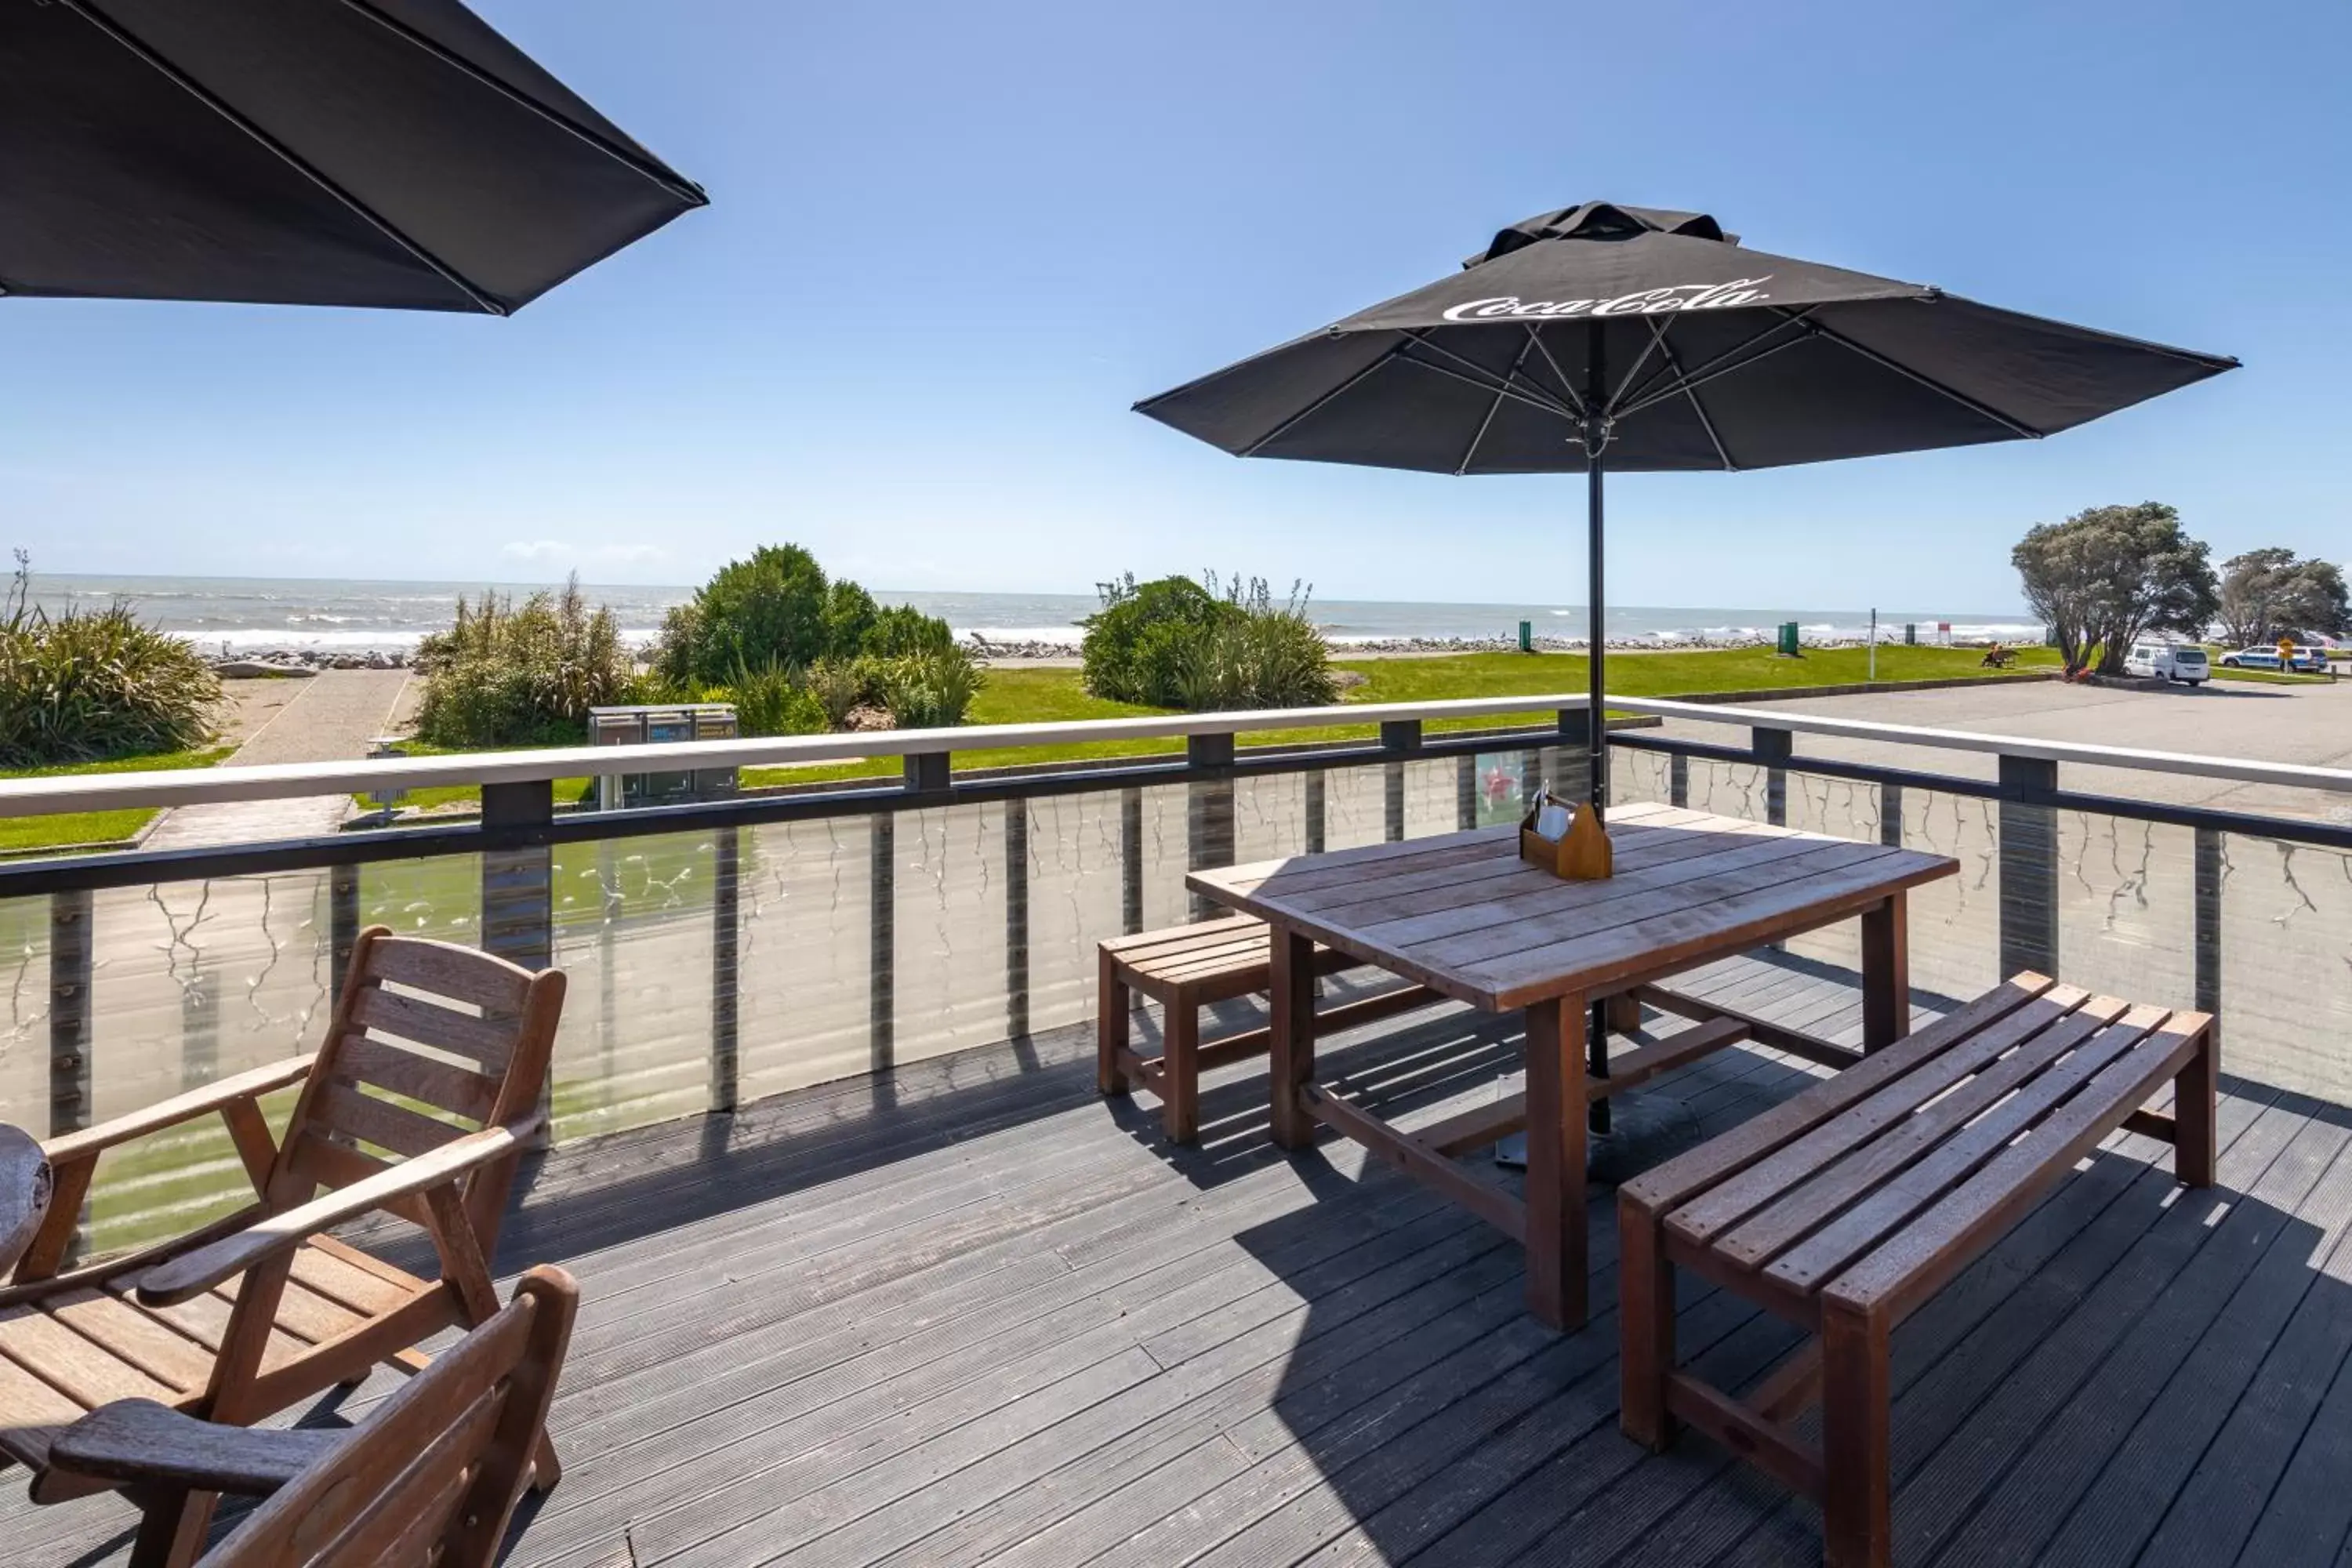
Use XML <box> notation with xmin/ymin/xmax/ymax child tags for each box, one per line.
<box><xmin>1617</xmin><ymin>974</ymin><xmax>2217</xmax><ymax>1568</ymax></box>
<box><xmin>1098</xmin><ymin>916</ymin><xmax>1435</xmax><ymax>1143</ymax></box>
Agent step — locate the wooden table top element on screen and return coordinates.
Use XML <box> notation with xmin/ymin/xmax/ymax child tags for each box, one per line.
<box><xmin>1186</xmin><ymin>800</ymin><xmax>1958</xmax><ymax>1012</ymax></box>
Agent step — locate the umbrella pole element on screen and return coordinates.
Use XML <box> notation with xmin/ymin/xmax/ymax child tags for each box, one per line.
<box><xmin>1585</xmin><ymin>325</ymin><xmax>1613</xmax><ymax>1136</ymax></box>
<box><xmin>1584</xmin><ymin>322</ymin><xmax>1608</xmax><ymax>814</ymax></box>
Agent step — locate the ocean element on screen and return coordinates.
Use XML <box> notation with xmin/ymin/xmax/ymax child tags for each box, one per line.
<box><xmin>25</xmin><ymin>574</ymin><xmax>2044</xmax><ymax>655</ymax></box>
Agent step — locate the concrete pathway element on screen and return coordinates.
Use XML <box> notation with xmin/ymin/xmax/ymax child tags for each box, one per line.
<box><xmin>143</xmin><ymin>670</ymin><xmax>414</xmax><ymax>850</ymax></box>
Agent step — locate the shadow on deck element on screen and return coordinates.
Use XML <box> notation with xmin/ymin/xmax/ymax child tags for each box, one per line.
<box><xmin>11</xmin><ymin>953</ymin><xmax>2352</xmax><ymax>1567</ymax></box>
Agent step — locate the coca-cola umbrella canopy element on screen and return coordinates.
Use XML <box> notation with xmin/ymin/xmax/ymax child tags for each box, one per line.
<box><xmin>0</xmin><ymin>0</ymin><xmax>706</xmax><ymax>314</ymax></box>
<box><xmin>1136</xmin><ymin>201</ymin><xmax>2236</xmax><ymax>810</ymax></box>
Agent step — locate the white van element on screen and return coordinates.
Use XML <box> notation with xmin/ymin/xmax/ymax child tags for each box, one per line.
<box><xmin>2124</xmin><ymin>642</ymin><xmax>2209</xmax><ymax>686</ymax></box>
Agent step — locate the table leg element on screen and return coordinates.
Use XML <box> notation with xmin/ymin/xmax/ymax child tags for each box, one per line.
<box><xmin>1268</xmin><ymin>927</ymin><xmax>1317</xmax><ymax>1150</ymax></box>
<box><xmin>1860</xmin><ymin>891</ymin><xmax>1909</xmax><ymax>1054</ymax></box>
<box><xmin>1523</xmin><ymin>994</ymin><xmax>1588</xmax><ymax>1329</ymax></box>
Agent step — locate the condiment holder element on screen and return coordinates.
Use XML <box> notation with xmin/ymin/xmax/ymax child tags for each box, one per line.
<box><xmin>1519</xmin><ymin>789</ymin><xmax>1613</xmax><ymax>880</ymax></box>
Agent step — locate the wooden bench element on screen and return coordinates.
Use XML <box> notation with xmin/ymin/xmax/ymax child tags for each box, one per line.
<box><xmin>1098</xmin><ymin>917</ymin><xmax>1436</xmax><ymax>1143</ymax></box>
<box><xmin>1617</xmin><ymin>974</ymin><xmax>2216</xmax><ymax>1568</ymax></box>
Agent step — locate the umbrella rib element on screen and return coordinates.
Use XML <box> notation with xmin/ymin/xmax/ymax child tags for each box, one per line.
<box><xmin>1240</xmin><ymin>343</ymin><xmax>1406</xmax><ymax>456</ymax></box>
<box><xmin>1519</xmin><ymin>327</ymin><xmax>1592</xmax><ymax>422</ymax></box>
<box><xmin>1455</xmin><ymin>336</ymin><xmax>1537</xmax><ymax>475</ymax></box>
<box><xmin>1613</xmin><ymin>314</ymin><xmax>1820</xmax><ymax>419</ymax></box>
<box><xmin>1784</xmin><ymin>312</ymin><xmax>2045</xmax><ymax>438</ymax></box>
<box><xmin>334</xmin><ymin>0</ymin><xmax>709</xmax><ymax>206</ymax></box>
<box><xmin>62</xmin><ymin>0</ymin><xmax>509</xmax><ymax>315</ymax></box>
<box><xmin>1395</xmin><ymin>351</ymin><xmax>1581</xmax><ymax>425</ymax></box>
<box><xmin>1613</xmin><ymin>309</ymin><xmax>1816</xmax><ymax>416</ymax></box>
<box><xmin>1402</xmin><ymin>332</ymin><xmax>1581</xmax><ymax>420</ymax></box>
<box><xmin>1646</xmin><ymin>320</ymin><xmax>1737</xmax><ymax>471</ymax></box>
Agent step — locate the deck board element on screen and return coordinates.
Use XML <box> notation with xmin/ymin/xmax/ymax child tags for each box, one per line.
<box><xmin>8</xmin><ymin>953</ymin><xmax>2352</xmax><ymax>1566</ymax></box>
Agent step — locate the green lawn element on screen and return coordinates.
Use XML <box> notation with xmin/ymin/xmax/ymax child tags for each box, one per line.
<box><xmin>0</xmin><ymin>746</ymin><xmax>238</xmax><ymax>855</ymax></box>
<box><xmin>739</xmin><ymin>644</ymin><xmax>2059</xmax><ymax>788</ymax></box>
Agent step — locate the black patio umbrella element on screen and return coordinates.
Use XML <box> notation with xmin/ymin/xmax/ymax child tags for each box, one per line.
<box><xmin>0</xmin><ymin>0</ymin><xmax>706</xmax><ymax>314</ymax></box>
<box><xmin>1137</xmin><ymin>201</ymin><xmax>2236</xmax><ymax>811</ymax></box>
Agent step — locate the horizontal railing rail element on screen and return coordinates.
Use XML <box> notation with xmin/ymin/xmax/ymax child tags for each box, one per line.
<box><xmin>0</xmin><ymin>693</ymin><xmax>1603</xmax><ymax>817</ymax></box>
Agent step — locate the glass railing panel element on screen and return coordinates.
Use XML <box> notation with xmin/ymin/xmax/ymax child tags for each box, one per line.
<box><xmin>547</xmin><ymin>831</ymin><xmax>717</xmax><ymax>1140</ymax></box>
<box><xmin>891</xmin><ymin>801</ymin><xmax>1014</xmax><ymax>1068</ymax></box>
<box><xmin>1893</xmin><ymin>786</ymin><xmax>2004</xmax><ymax>1005</ymax></box>
<box><xmin>71</xmin><ymin>871</ymin><xmax>332</xmax><ymax>1256</ymax></box>
<box><xmin>2221</xmin><ymin>830</ymin><xmax>2352</xmax><ymax>1106</ymax></box>
<box><xmin>1021</xmin><ymin>788</ymin><xmax>1131</xmax><ymax>1038</ymax></box>
<box><xmin>738</xmin><ymin>815</ymin><xmax>876</xmax><ymax>1104</ymax></box>
<box><xmin>1233</xmin><ymin>771</ymin><xmax>1308</xmax><ymax>864</ymax></box>
<box><xmin>2048</xmin><ymin>813</ymin><xmax>2197</xmax><ymax>1020</ymax></box>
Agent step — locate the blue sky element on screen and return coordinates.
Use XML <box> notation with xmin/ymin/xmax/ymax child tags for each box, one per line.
<box><xmin>2</xmin><ymin>0</ymin><xmax>2342</xmax><ymax>612</ymax></box>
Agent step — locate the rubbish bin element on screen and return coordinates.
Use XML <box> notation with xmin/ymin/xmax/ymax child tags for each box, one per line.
<box><xmin>1904</xmin><ymin>622</ymin><xmax>1917</xmax><ymax>645</ymax></box>
<box><xmin>1518</xmin><ymin>619</ymin><xmax>1533</xmax><ymax>653</ymax></box>
<box><xmin>1777</xmin><ymin>622</ymin><xmax>1802</xmax><ymax>657</ymax></box>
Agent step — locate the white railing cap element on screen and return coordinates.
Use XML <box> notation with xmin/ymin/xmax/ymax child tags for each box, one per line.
<box><xmin>0</xmin><ymin>692</ymin><xmax>1593</xmax><ymax>818</ymax></box>
<box><xmin>1613</xmin><ymin>696</ymin><xmax>2352</xmax><ymax>794</ymax></box>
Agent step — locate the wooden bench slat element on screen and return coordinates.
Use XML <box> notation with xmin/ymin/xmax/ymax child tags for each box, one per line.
<box><xmin>1710</xmin><ymin>994</ymin><xmax>2124</xmax><ymax>1268</ymax></box>
<box><xmin>1762</xmin><ymin>1005</ymin><xmax>2172</xmax><ymax>1294</ymax></box>
<box><xmin>1096</xmin><ymin>917</ymin><xmax>1264</xmax><ymax>958</ymax></box>
<box><xmin>1621</xmin><ymin>973</ymin><xmax>2059</xmax><ymax>1218</ymax></box>
<box><xmin>1824</xmin><ymin>1011</ymin><xmax>2209</xmax><ymax>1315</ymax></box>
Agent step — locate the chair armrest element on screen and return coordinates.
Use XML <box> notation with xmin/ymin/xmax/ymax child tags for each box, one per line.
<box><xmin>51</xmin><ymin>1399</ymin><xmax>345</xmax><ymax>1496</ymax></box>
<box><xmin>42</xmin><ymin>1054</ymin><xmax>314</xmax><ymax>1168</ymax></box>
<box><xmin>136</xmin><ymin>1119</ymin><xmax>536</xmax><ymax>1307</ymax></box>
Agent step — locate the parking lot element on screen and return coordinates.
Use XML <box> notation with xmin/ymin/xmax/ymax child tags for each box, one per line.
<box><xmin>1653</xmin><ymin>673</ymin><xmax>2352</xmax><ymax>821</ymax></box>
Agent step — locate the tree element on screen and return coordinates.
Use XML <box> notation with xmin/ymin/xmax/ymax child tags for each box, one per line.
<box><xmin>2012</xmin><ymin>503</ymin><xmax>2217</xmax><ymax>675</ymax></box>
<box><xmin>2217</xmin><ymin>548</ymin><xmax>2350</xmax><ymax>646</ymax></box>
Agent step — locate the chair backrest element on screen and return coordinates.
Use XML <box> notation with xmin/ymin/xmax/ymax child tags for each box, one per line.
<box><xmin>207</xmin><ymin>1265</ymin><xmax>576</xmax><ymax>1568</ymax></box>
<box><xmin>274</xmin><ymin>927</ymin><xmax>564</xmax><ymax>1243</ymax></box>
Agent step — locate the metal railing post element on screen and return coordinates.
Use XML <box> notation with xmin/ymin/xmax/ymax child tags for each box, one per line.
<box><xmin>1668</xmin><ymin>752</ymin><xmax>1689</xmax><ymax>809</ymax></box>
<box><xmin>481</xmin><ymin>780</ymin><xmax>555</xmax><ymax>1148</ymax></box>
<box><xmin>1879</xmin><ymin>781</ymin><xmax>1904</xmax><ymax>848</ymax></box>
<box><xmin>1120</xmin><ymin>788</ymin><xmax>1144</xmax><ymax>935</ymax></box>
<box><xmin>1457</xmin><ymin>755</ymin><xmax>1477</xmax><ymax>830</ymax></box>
<box><xmin>329</xmin><ymin>862</ymin><xmax>360</xmax><ymax>1007</ymax></box>
<box><xmin>870</xmin><ymin>814</ymin><xmax>895</xmax><ymax>1073</ymax></box>
<box><xmin>49</xmin><ymin>890</ymin><xmax>91</xmax><ymax>1139</ymax></box>
<box><xmin>1305</xmin><ymin>770</ymin><xmax>1327</xmax><ymax>855</ymax></box>
<box><xmin>1555</xmin><ymin>708</ymin><xmax>1593</xmax><ymax>805</ymax></box>
<box><xmin>1187</xmin><ymin>733</ymin><xmax>1235</xmax><ymax>922</ymax></box>
<box><xmin>1005</xmin><ymin>800</ymin><xmax>1030</xmax><ymax>1040</ymax></box>
<box><xmin>1754</xmin><ymin>727</ymin><xmax>1792</xmax><ymax>827</ymax></box>
<box><xmin>1382</xmin><ymin>719</ymin><xmax>1419</xmax><ymax>844</ymax></box>
<box><xmin>1998</xmin><ymin>753</ymin><xmax>2060</xmax><ymax>978</ymax></box>
<box><xmin>710</xmin><ymin>826</ymin><xmax>739</xmax><ymax>1114</ymax></box>
<box><xmin>2194</xmin><ymin>826</ymin><xmax>2223</xmax><ymax>1026</ymax></box>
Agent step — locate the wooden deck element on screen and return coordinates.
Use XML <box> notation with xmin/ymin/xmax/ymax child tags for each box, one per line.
<box><xmin>9</xmin><ymin>953</ymin><xmax>2352</xmax><ymax>1567</ymax></box>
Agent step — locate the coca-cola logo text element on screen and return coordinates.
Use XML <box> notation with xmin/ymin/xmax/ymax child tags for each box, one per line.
<box><xmin>1439</xmin><ymin>277</ymin><xmax>1773</xmax><ymax>322</ymax></box>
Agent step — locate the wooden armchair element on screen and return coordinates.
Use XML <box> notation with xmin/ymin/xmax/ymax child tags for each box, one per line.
<box><xmin>0</xmin><ymin>927</ymin><xmax>566</xmax><ymax>1568</ymax></box>
<box><xmin>51</xmin><ymin>1265</ymin><xmax>577</xmax><ymax>1568</ymax></box>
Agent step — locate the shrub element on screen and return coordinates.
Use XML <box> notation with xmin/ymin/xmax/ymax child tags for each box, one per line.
<box><xmin>726</xmin><ymin>659</ymin><xmax>829</xmax><ymax>737</ymax></box>
<box><xmin>412</xmin><ymin>575</ymin><xmax>637</xmax><ymax>747</ymax></box>
<box><xmin>804</xmin><ymin>659</ymin><xmax>867</xmax><ymax>728</ymax></box>
<box><xmin>654</xmin><ymin>543</ymin><xmax>959</xmax><ymax>687</ymax></box>
<box><xmin>877</xmin><ymin>648</ymin><xmax>984</xmax><ymax>728</ymax></box>
<box><xmin>0</xmin><ymin>557</ymin><xmax>220</xmax><ymax>766</ymax></box>
<box><xmin>1081</xmin><ymin>572</ymin><xmax>1334</xmax><ymax>710</ymax></box>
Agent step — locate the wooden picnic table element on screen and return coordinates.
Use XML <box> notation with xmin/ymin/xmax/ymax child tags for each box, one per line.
<box><xmin>1186</xmin><ymin>800</ymin><xmax>1959</xmax><ymax>1329</ymax></box>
